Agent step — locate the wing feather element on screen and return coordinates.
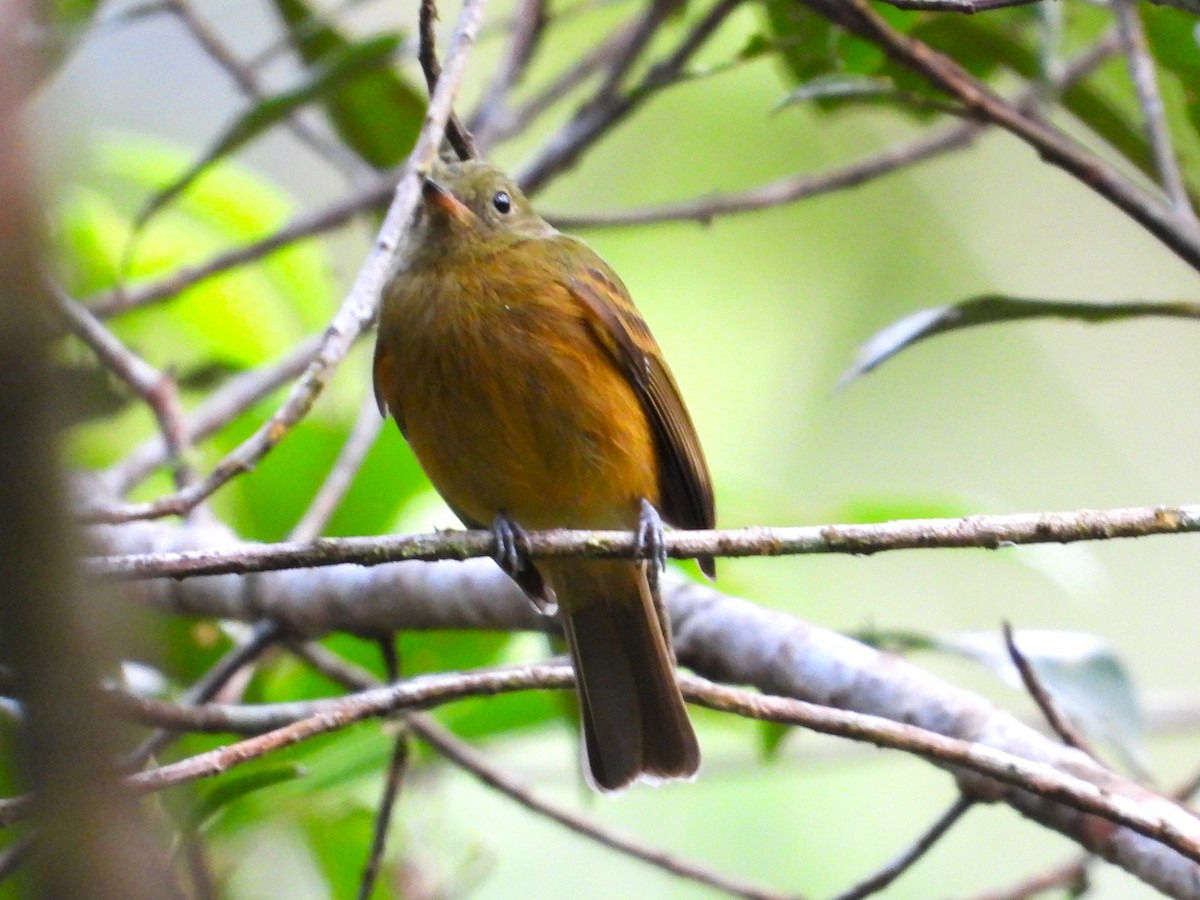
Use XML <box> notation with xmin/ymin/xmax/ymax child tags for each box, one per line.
<box><xmin>563</xmin><ymin>243</ymin><xmax>715</xmax><ymax>576</ymax></box>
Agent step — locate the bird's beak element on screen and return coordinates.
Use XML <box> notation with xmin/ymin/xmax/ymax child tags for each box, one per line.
<box><xmin>422</xmin><ymin>177</ymin><xmax>475</xmax><ymax>227</ymax></box>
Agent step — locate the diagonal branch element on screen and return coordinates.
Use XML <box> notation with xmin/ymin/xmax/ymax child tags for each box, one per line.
<box><xmin>288</xmin><ymin>640</ymin><xmax>793</xmax><ymax>900</ymax></box>
<box><xmin>82</xmin><ymin>516</ymin><xmax>1200</xmax><ymax>897</ymax></box>
<box><xmin>1111</xmin><ymin>0</ymin><xmax>1196</xmax><ymax>223</ymax></box>
<box><xmin>74</xmin><ymin>0</ymin><xmax>491</xmax><ymax>526</ymax></box>
<box><xmin>799</xmin><ymin>0</ymin><xmax>1200</xmax><ymax>273</ymax></box>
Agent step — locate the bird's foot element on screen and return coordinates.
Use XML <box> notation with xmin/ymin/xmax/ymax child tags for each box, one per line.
<box><xmin>635</xmin><ymin>498</ymin><xmax>668</xmax><ymax>598</ymax></box>
<box><xmin>492</xmin><ymin>513</ymin><xmax>556</xmax><ymax>615</ymax></box>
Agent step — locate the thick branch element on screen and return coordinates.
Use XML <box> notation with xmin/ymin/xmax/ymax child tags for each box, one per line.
<box><xmin>88</xmin><ymin>517</ymin><xmax>1200</xmax><ymax>896</ymax></box>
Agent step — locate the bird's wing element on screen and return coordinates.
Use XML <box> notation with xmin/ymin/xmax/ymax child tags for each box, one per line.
<box><xmin>563</xmin><ymin>241</ymin><xmax>715</xmax><ymax>575</ymax></box>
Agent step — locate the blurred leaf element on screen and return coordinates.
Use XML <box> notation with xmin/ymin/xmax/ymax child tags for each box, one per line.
<box><xmin>778</xmin><ymin>73</ymin><xmax>895</xmax><ymax>106</ymax></box>
<box><xmin>189</xmin><ymin>764</ymin><xmax>308</xmax><ymax>833</ymax></box>
<box><xmin>758</xmin><ymin>0</ymin><xmax>914</xmax><ymax>89</ymax></box>
<box><xmin>56</xmin><ymin>135</ymin><xmax>337</xmax><ymax>473</ymax></box>
<box><xmin>1142</xmin><ymin>5</ymin><xmax>1200</xmax><ymax>137</ymax></box>
<box><xmin>850</xmin><ymin>626</ymin><xmax>939</xmax><ymax>653</ymax></box>
<box><xmin>939</xmin><ymin>630</ymin><xmax>1148</xmax><ymax>775</ymax></box>
<box><xmin>834</xmin><ymin>494</ymin><xmax>977</xmax><ymax>524</ymax></box>
<box><xmin>839</xmin><ymin>295</ymin><xmax>1200</xmax><ymax>387</ymax></box>
<box><xmin>326</xmin><ymin>425</ymin><xmax>427</xmax><ymax>539</ymax></box>
<box><xmin>757</xmin><ymin>720</ymin><xmax>792</xmax><ymax>761</ymax></box>
<box><xmin>42</xmin><ymin>0</ymin><xmax>100</xmax><ymax>24</ymax></box>
<box><xmin>270</xmin><ymin>0</ymin><xmax>426</xmax><ymax>169</ymax></box>
<box><xmin>300</xmin><ymin>804</ymin><xmax>388</xmax><ymax>897</ymax></box>
<box><xmin>137</xmin><ymin>34</ymin><xmax>404</xmax><ymax>225</ymax></box>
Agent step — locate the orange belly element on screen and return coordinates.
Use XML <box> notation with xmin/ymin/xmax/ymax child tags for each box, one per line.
<box><xmin>375</xmin><ymin>271</ymin><xmax>659</xmax><ymax>531</ymax></box>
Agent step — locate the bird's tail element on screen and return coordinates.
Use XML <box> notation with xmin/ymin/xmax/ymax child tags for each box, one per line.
<box><xmin>547</xmin><ymin>559</ymin><xmax>700</xmax><ymax>791</ymax></box>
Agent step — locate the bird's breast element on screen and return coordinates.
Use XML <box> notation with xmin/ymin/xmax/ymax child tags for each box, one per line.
<box><xmin>376</xmin><ymin>268</ymin><xmax>658</xmax><ymax>530</ymax></box>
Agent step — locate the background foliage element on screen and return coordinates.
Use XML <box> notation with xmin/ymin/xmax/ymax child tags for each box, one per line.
<box><xmin>9</xmin><ymin>0</ymin><xmax>1200</xmax><ymax>895</ymax></box>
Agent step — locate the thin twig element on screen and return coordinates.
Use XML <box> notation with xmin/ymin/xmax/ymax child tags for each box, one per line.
<box><xmin>83</xmin><ymin>502</ymin><xmax>1200</xmax><ymax>581</ymax></box>
<box><xmin>87</xmin><ymin>175</ymin><xmax>394</xmax><ymax>318</ymax></box>
<box><xmin>966</xmin><ymin>855</ymin><xmax>1090</xmax><ymax>900</ymax></box>
<box><xmin>552</xmin><ymin>33</ymin><xmax>1120</xmax><ymax>228</ymax></box>
<box><xmin>1111</xmin><ymin>0</ymin><xmax>1196</xmax><ymax>224</ymax></box>
<box><xmin>102</xmin><ymin>334</ymin><xmax>321</xmax><ymax>496</ymax></box>
<box><xmin>26</xmin><ymin>667</ymin><xmax>1200</xmax><ymax>868</ymax></box>
<box><xmin>51</xmin><ymin>286</ymin><xmax>194</xmax><ymax>490</ymax></box>
<box><xmin>166</xmin><ymin>0</ymin><xmax>371</xmax><ymax>183</ymax></box>
<box><xmin>418</xmin><ymin>0</ymin><xmax>477</xmax><ymax>160</ymax></box>
<box><xmin>485</xmin><ymin>14</ymin><xmax>643</xmax><ymax>148</ymax></box>
<box><xmin>969</xmin><ymin>761</ymin><xmax>1200</xmax><ymax>899</ymax></box>
<box><xmin>413</xmin><ymin>716</ymin><xmax>792</xmax><ymax>900</ymax></box>
<box><xmin>121</xmin><ymin>620</ymin><xmax>283</xmax><ymax>771</ymax></box>
<box><xmin>587</xmin><ymin>0</ymin><xmax>673</xmax><ymax>103</ymax></box>
<box><xmin>469</xmin><ymin>0</ymin><xmax>548</xmax><ymax>151</ymax></box>
<box><xmin>289</xmin><ymin>393</ymin><xmax>383</xmax><ymax>542</ymax></box>
<box><xmin>552</xmin><ymin>122</ymin><xmax>979</xmax><ymax>228</ymax></box>
<box><xmin>356</xmin><ymin>730</ymin><xmax>410</xmax><ymax>900</ymax></box>
<box><xmin>830</xmin><ymin>795</ymin><xmax>974</xmax><ymax>900</ymax></box>
<box><xmin>75</xmin><ymin>0</ymin><xmax>490</xmax><ymax>526</ymax></box>
<box><xmin>801</xmin><ymin>0</ymin><xmax>1200</xmax><ymax>274</ymax></box>
<box><xmin>1002</xmin><ymin>622</ymin><xmax>1098</xmax><ymax>759</ymax></box>
<box><xmin>288</xmin><ymin>643</ymin><xmax>795</xmax><ymax>900</ymax></box>
<box><xmin>516</xmin><ymin>0</ymin><xmax>743</xmax><ymax>192</ymax></box>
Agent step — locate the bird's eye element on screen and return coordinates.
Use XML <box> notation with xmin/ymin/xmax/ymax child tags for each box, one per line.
<box><xmin>492</xmin><ymin>191</ymin><xmax>512</xmax><ymax>214</ymax></box>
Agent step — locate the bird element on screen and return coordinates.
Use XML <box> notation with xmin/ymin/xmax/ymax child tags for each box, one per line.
<box><xmin>372</xmin><ymin>158</ymin><xmax>714</xmax><ymax>791</ymax></box>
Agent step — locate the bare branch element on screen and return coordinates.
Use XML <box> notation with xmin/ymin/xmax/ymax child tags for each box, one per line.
<box><xmin>74</xmin><ymin>0</ymin><xmax>490</xmax><ymax>526</ymax></box>
<box><xmin>469</xmin><ymin>0</ymin><xmax>548</xmax><ymax>150</ymax></box>
<box><xmin>551</xmin><ymin>122</ymin><xmax>980</xmax><ymax>229</ymax></box>
<box><xmin>101</xmin><ymin>335</ymin><xmax>320</xmax><ymax>496</ymax></box>
<box><xmin>82</xmin><ymin>516</ymin><xmax>1200</xmax><ymax>895</ymax></box>
<box><xmin>1003</xmin><ymin>622</ymin><xmax>1098</xmax><ymax>759</ymax></box>
<box><xmin>516</xmin><ymin>0</ymin><xmax>743</xmax><ymax>193</ymax></box>
<box><xmin>1111</xmin><ymin>0</ymin><xmax>1196</xmax><ymax>224</ymax></box>
<box><xmin>289</xmin><ymin>393</ymin><xmax>383</xmax><ymax>542</ymax></box>
<box><xmin>49</xmin><ymin>666</ymin><xmax>1200</xmax><ymax>875</ymax></box>
<box><xmin>831</xmin><ymin>796</ymin><xmax>975</xmax><ymax>900</ymax></box>
<box><xmin>289</xmin><ymin>641</ymin><xmax>790</xmax><ymax>900</ymax></box>
<box><xmin>83</xmin><ymin>502</ymin><xmax>1200</xmax><ymax>580</ymax></box>
<box><xmin>483</xmin><ymin>16</ymin><xmax>646</xmax><ymax>149</ymax></box>
<box><xmin>801</xmin><ymin>0</ymin><xmax>1200</xmax><ymax>273</ymax></box>
<box><xmin>356</xmin><ymin>730</ymin><xmax>409</xmax><ymax>900</ymax></box>
<box><xmin>412</xmin><ymin>714</ymin><xmax>793</xmax><ymax>900</ymax></box>
<box><xmin>418</xmin><ymin>0</ymin><xmax>477</xmax><ymax>160</ymax></box>
<box><xmin>120</xmin><ymin>620</ymin><xmax>283</xmax><ymax>770</ymax></box>
<box><xmin>86</xmin><ymin>175</ymin><xmax>394</xmax><ymax>318</ymax></box>
<box><xmin>165</xmin><ymin>0</ymin><xmax>371</xmax><ymax>183</ymax></box>
<box><xmin>51</xmin><ymin>286</ymin><xmax>193</xmax><ymax>489</ymax></box>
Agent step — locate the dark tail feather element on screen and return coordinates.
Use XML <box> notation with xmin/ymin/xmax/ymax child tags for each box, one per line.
<box><xmin>553</xmin><ymin>561</ymin><xmax>700</xmax><ymax>792</ymax></box>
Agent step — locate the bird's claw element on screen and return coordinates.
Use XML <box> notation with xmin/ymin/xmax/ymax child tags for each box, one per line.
<box><xmin>635</xmin><ymin>498</ymin><xmax>668</xmax><ymax>596</ymax></box>
<box><xmin>492</xmin><ymin>513</ymin><xmax>556</xmax><ymax>615</ymax></box>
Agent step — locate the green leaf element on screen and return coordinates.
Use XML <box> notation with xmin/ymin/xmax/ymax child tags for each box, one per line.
<box><xmin>1142</xmin><ymin>5</ymin><xmax>1200</xmax><ymax>138</ymax></box>
<box><xmin>42</xmin><ymin>0</ymin><xmax>101</xmax><ymax>24</ymax></box>
<box><xmin>839</xmin><ymin>295</ymin><xmax>1200</xmax><ymax>387</ymax></box>
<box><xmin>776</xmin><ymin>73</ymin><xmax>966</xmax><ymax>116</ymax></box>
<box><xmin>57</xmin><ymin>135</ymin><xmax>337</xmax><ymax>473</ymax></box>
<box><xmin>939</xmin><ymin>630</ymin><xmax>1148</xmax><ymax>776</ymax></box>
<box><xmin>189</xmin><ymin>764</ymin><xmax>308</xmax><ymax>833</ymax></box>
<box><xmin>834</xmin><ymin>494</ymin><xmax>977</xmax><ymax>525</ymax></box>
<box><xmin>757</xmin><ymin>720</ymin><xmax>792</xmax><ymax>761</ymax></box>
<box><xmin>269</xmin><ymin>0</ymin><xmax>426</xmax><ymax>169</ymax></box>
<box><xmin>137</xmin><ymin>34</ymin><xmax>404</xmax><ymax>225</ymax></box>
<box><xmin>758</xmin><ymin>0</ymin><xmax>916</xmax><ymax>88</ymax></box>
